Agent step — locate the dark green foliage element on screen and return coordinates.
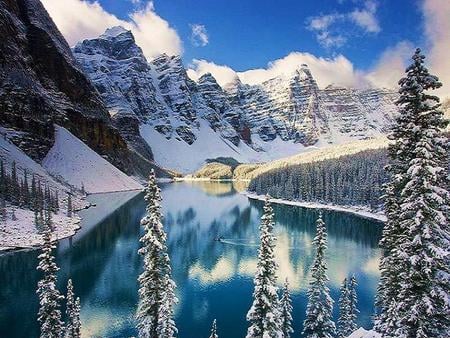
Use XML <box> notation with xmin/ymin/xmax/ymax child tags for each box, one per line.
<box><xmin>248</xmin><ymin>149</ymin><xmax>388</xmax><ymax>210</ymax></box>
<box><xmin>0</xmin><ymin>160</ymin><xmax>59</xmax><ymax>224</ymax></box>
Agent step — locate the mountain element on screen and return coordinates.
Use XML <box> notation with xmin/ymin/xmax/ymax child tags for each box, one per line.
<box><xmin>74</xmin><ymin>26</ymin><xmax>399</xmax><ymax>173</ymax></box>
<box><xmin>0</xmin><ymin>0</ymin><xmax>168</xmax><ymax>179</ymax></box>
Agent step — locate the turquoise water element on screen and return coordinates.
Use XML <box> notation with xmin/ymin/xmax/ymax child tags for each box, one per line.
<box><xmin>0</xmin><ymin>181</ymin><xmax>383</xmax><ymax>337</ymax></box>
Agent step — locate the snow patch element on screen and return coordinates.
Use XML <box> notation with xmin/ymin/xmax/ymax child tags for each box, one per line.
<box><xmin>43</xmin><ymin>126</ymin><xmax>143</xmax><ymax>193</ymax></box>
<box><xmin>347</xmin><ymin>328</ymin><xmax>381</xmax><ymax>338</ymax></box>
<box><xmin>0</xmin><ymin>204</ymin><xmax>81</xmax><ymax>251</ymax></box>
<box><xmin>244</xmin><ymin>192</ymin><xmax>386</xmax><ymax>222</ymax></box>
<box><xmin>140</xmin><ymin>121</ymin><xmax>311</xmax><ymax>174</ymax></box>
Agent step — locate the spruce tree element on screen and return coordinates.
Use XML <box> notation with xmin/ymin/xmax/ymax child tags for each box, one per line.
<box><xmin>280</xmin><ymin>278</ymin><xmax>293</xmax><ymax>338</ymax></box>
<box><xmin>65</xmin><ymin>279</ymin><xmax>81</xmax><ymax>338</ymax></box>
<box><xmin>136</xmin><ymin>170</ymin><xmax>177</xmax><ymax>338</ymax></box>
<box><xmin>375</xmin><ymin>48</ymin><xmax>450</xmax><ymax>338</ymax></box>
<box><xmin>0</xmin><ymin>197</ymin><xmax>6</xmax><ymax>223</ymax></box>
<box><xmin>302</xmin><ymin>213</ymin><xmax>336</xmax><ymax>338</ymax></box>
<box><xmin>10</xmin><ymin>161</ymin><xmax>19</xmax><ymax>204</ymax></box>
<box><xmin>0</xmin><ymin>159</ymin><xmax>5</xmax><ymax>197</ymax></box>
<box><xmin>246</xmin><ymin>196</ymin><xmax>282</xmax><ymax>338</ymax></box>
<box><xmin>67</xmin><ymin>193</ymin><xmax>72</xmax><ymax>217</ymax></box>
<box><xmin>348</xmin><ymin>275</ymin><xmax>359</xmax><ymax>334</ymax></box>
<box><xmin>36</xmin><ymin>224</ymin><xmax>64</xmax><ymax>338</ymax></box>
<box><xmin>337</xmin><ymin>278</ymin><xmax>351</xmax><ymax>338</ymax></box>
<box><xmin>209</xmin><ymin>319</ymin><xmax>218</xmax><ymax>338</ymax></box>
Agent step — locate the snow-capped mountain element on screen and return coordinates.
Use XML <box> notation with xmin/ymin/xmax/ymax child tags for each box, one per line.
<box><xmin>74</xmin><ymin>26</ymin><xmax>398</xmax><ymax>173</ymax></box>
<box><xmin>0</xmin><ymin>1</ymin><xmax>168</xmax><ymax>180</ymax></box>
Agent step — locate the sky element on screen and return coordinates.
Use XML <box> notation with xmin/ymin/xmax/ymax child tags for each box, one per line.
<box><xmin>41</xmin><ymin>0</ymin><xmax>450</xmax><ymax>98</ymax></box>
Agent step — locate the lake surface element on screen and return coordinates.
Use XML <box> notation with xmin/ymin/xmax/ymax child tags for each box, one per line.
<box><xmin>0</xmin><ymin>181</ymin><xmax>383</xmax><ymax>338</ymax></box>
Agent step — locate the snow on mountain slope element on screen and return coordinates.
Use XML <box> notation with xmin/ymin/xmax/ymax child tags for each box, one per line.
<box><xmin>43</xmin><ymin>126</ymin><xmax>143</xmax><ymax>193</ymax></box>
<box><xmin>140</xmin><ymin>121</ymin><xmax>311</xmax><ymax>173</ymax></box>
<box><xmin>74</xmin><ymin>27</ymin><xmax>399</xmax><ymax>173</ymax></box>
<box><xmin>347</xmin><ymin>328</ymin><xmax>381</xmax><ymax>338</ymax></box>
<box><xmin>0</xmin><ymin>127</ymin><xmax>83</xmax><ymax>250</ymax></box>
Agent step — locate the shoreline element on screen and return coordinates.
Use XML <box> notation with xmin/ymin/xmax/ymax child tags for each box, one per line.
<box><xmin>244</xmin><ymin>192</ymin><xmax>386</xmax><ymax>223</ymax></box>
<box><xmin>0</xmin><ymin>189</ymin><xmax>143</xmax><ymax>254</ymax></box>
<box><xmin>175</xmin><ymin>177</ymin><xmax>250</xmax><ymax>182</ymax></box>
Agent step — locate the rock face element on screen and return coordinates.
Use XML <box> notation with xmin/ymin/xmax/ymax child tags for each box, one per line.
<box><xmin>74</xmin><ymin>26</ymin><xmax>399</xmax><ymax>172</ymax></box>
<box><xmin>0</xmin><ymin>0</ymin><xmax>167</xmax><ymax>177</ymax></box>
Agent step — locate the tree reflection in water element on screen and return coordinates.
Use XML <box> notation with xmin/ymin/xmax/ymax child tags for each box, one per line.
<box><xmin>0</xmin><ymin>182</ymin><xmax>383</xmax><ymax>338</ymax></box>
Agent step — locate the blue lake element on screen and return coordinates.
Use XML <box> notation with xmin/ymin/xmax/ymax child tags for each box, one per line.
<box><xmin>0</xmin><ymin>181</ymin><xmax>383</xmax><ymax>337</ymax></box>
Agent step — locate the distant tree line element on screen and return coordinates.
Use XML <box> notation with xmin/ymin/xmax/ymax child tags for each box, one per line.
<box><xmin>248</xmin><ymin>149</ymin><xmax>389</xmax><ymax>210</ymax></box>
<box><xmin>0</xmin><ymin>159</ymin><xmax>61</xmax><ymax>225</ymax></box>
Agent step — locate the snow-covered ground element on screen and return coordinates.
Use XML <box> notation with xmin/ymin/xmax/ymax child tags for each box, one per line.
<box><xmin>140</xmin><ymin>120</ymin><xmax>311</xmax><ymax>174</ymax></box>
<box><xmin>244</xmin><ymin>192</ymin><xmax>386</xmax><ymax>222</ymax></box>
<box><xmin>0</xmin><ymin>125</ymin><xmax>143</xmax><ymax>251</ymax></box>
<box><xmin>43</xmin><ymin>126</ymin><xmax>143</xmax><ymax>193</ymax></box>
<box><xmin>0</xmin><ymin>203</ymin><xmax>81</xmax><ymax>251</ymax></box>
<box><xmin>347</xmin><ymin>328</ymin><xmax>381</xmax><ymax>338</ymax></box>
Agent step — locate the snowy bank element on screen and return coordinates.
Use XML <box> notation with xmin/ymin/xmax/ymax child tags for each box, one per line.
<box><xmin>0</xmin><ymin>204</ymin><xmax>81</xmax><ymax>252</ymax></box>
<box><xmin>244</xmin><ymin>192</ymin><xmax>386</xmax><ymax>222</ymax></box>
<box><xmin>43</xmin><ymin>126</ymin><xmax>143</xmax><ymax>193</ymax></box>
<box><xmin>347</xmin><ymin>328</ymin><xmax>381</xmax><ymax>338</ymax></box>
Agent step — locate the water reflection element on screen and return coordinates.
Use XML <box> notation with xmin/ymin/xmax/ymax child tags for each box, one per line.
<box><xmin>0</xmin><ymin>182</ymin><xmax>382</xmax><ymax>338</ymax></box>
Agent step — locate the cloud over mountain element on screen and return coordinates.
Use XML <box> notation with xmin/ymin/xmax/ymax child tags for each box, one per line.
<box><xmin>41</xmin><ymin>0</ymin><xmax>182</xmax><ymax>59</ymax></box>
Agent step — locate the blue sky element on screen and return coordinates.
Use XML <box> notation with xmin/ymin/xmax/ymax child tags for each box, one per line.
<box><xmin>97</xmin><ymin>0</ymin><xmax>423</xmax><ymax>72</ymax></box>
<box><xmin>41</xmin><ymin>0</ymin><xmax>449</xmax><ymax>97</ymax></box>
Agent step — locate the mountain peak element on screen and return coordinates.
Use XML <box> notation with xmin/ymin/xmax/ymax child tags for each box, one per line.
<box><xmin>101</xmin><ymin>26</ymin><xmax>132</xmax><ymax>39</ymax></box>
<box><xmin>198</xmin><ymin>72</ymin><xmax>218</xmax><ymax>84</ymax></box>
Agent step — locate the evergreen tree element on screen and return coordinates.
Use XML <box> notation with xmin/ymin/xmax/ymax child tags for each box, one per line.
<box><xmin>67</xmin><ymin>193</ymin><xmax>72</xmax><ymax>218</ymax></box>
<box><xmin>36</xmin><ymin>224</ymin><xmax>64</xmax><ymax>338</ymax></box>
<box><xmin>10</xmin><ymin>161</ymin><xmax>19</xmax><ymax>204</ymax></box>
<box><xmin>11</xmin><ymin>208</ymin><xmax>17</xmax><ymax>221</ymax></box>
<box><xmin>65</xmin><ymin>279</ymin><xmax>81</xmax><ymax>338</ymax></box>
<box><xmin>280</xmin><ymin>278</ymin><xmax>293</xmax><ymax>338</ymax></box>
<box><xmin>348</xmin><ymin>275</ymin><xmax>359</xmax><ymax>334</ymax></box>
<box><xmin>0</xmin><ymin>197</ymin><xmax>6</xmax><ymax>223</ymax></box>
<box><xmin>23</xmin><ymin>170</ymin><xmax>30</xmax><ymax>208</ymax></box>
<box><xmin>136</xmin><ymin>170</ymin><xmax>177</xmax><ymax>338</ymax></box>
<box><xmin>337</xmin><ymin>278</ymin><xmax>350</xmax><ymax>338</ymax></box>
<box><xmin>375</xmin><ymin>48</ymin><xmax>450</xmax><ymax>338</ymax></box>
<box><xmin>302</xmin><ymin>213</ymin><xmax>336</xmax><ymax>338</ymax></box>
<box><xmin>209</xmin><ymin>319</ymin><xmax>218</xmax><ymax>338</ymax></box>
<box><xmin>246</xmin><ymin>196</ymin><xmax>282</xmax><ymax>338</ymax></box>
<box><xmin>55</xmin><ymin>190</ymin><xmax>60</xmax><ymax>212</ymax></box>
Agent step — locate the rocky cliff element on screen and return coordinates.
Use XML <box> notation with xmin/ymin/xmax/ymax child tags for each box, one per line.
<box><xmin>74</xmin><ymin>26</ymin><xmax>399</xmax><ymax>173</ymax></box>
<box><xmin>0</xmin><ymin>0</ymin><xmax>169</xmax><ymax>178</ymax></box>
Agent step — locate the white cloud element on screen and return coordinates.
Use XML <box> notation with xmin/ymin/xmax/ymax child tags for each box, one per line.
<box><xmin>423</xmin><ymin>0</ymin><xmax>450</xmax><ymax>99</ymax></box>
<box><xmin>129</xmin><ymin>2</ymin><xmax>182</xmax><ymax>58</ymax></box>
<box><xmin>366</xmin><ymin>0</ymin><xmax>450</xmax><ymax>98</ymax></box>
<box><xmin>41</xmin><ymin>0</ymin><xmax>182</xmax><ymax>59</ymax></box>
<box><xmin>188</xmin><ymin>52</ymin><xmax>368</xmax><ymax>89</ymax></box>
<box><xmin>187</xmin><ymin>60</ymin><xmax>237</xmax><ymax>86</ymax></box>
<box><xmin>366</xmin><ymin>41</ymin><xmax>414</xmax><ymax>88</ymax></box>
<box><xmin>349</xmin><ymin>0</ymin><xmax>381</xmax><ymax>33</ymax></box>
<box><xmin>190</xmin><ymin>24</ymin><xmax>209</xmax><ymax>47</ymax></box>
<box><xmin>307</xmin><ymin>0</ymin><xmax>381</xmax><ymax>48</ymax></box>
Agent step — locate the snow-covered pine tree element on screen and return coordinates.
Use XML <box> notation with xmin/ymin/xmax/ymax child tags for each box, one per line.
<box><xmin>348</xmin><ymin>275</ymin><xmax>359</xmax><ymax>334</ymax></box>
<box><xmin>302</xmin><ymin>213</ymin><xmax>336</xmax><ymax>338</ymax></box>
<box><xmin>375</xmin><ymin>48</ymin><xmax>450</xmax><ymax>338</ymax></box>
<box><xmin>67</xmin><ymin>193</ymin><xmax>72</xmax><ymax>217</ymax></box>
<box><xmin>280</xmin><ymin>278</ymin><xmax>293</xmax><ymax>338</ymax></box>
<box><xmin>36</xmin><ymin>223</ymin><xmax>64</xmax><ymax>338</ymax></box>
<box><xmin>0</xmin><ymin>197</ymin><xmax>6</xmax><ymax>223</ymax></box>
<box><xmin>337</xmin><ymin>278</ymin><xmax>350</xmax><ymax>338</ymax></box>
<box><xmin>396</xmin><ymin>49</ymin><xmax>449</xmax><ymax>337</ymax></box>
<box><xmin>136</xmin><ymin>169</ymin><xmax>177</xmax><ymax>338</ymax></box>
<box><xmin>209</xmin><ymin>319</ymin><xmax>218</xmax><ymax>338</ymax></box>
<box><xmin>65</xmin><ymin>279</ymin><xmax>81</xmax><ymax>338</ymax></box>
<box><xmin>246</xmin><ymin>196</ymin><xmax>282</xmax><ymax>338</ymax></box>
